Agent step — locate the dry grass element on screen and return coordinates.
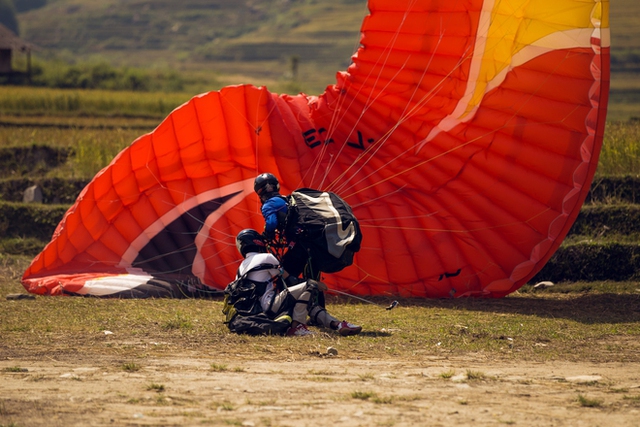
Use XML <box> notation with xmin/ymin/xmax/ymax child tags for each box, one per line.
<box><xmin>2</xmin><ymin>254</ymin><xmax>639</xmax><ymax>364</ymax></box>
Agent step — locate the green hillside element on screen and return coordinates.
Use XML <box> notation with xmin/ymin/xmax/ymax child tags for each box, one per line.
<box><xmin>18</xmin><ymin>0</ymin><xmax>367</xmax><ymax>94</ymax></box>
<box><xmin>13</xmin><ymin>0</ymin><xmax>640</xmax><ymax>118</ymax></box>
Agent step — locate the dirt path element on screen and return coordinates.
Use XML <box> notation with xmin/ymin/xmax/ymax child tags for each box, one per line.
<box><xmin>2</xmin><ymin>351</ymin><xmax>639</xmax><ymax>427</ymax></box>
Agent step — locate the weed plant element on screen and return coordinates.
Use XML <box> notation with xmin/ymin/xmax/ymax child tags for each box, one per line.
<box><xmin>147</xmin><ymin>383</ymin><xmax>165</xmax><ymax>392</ymax></box>
<box><xmin>352</xmin><ymin>391</ymin><xmax>376</xmax><ymax>400</ymax></box>
<box><xmin>577</xmin><ymin>394</ymin><xmax>603</xmax><ymax>408</ymax></box>
<box><xmin>122</xmin><ymin>362</ymin><xmax>141</xmax><ymax>372</ymax></box>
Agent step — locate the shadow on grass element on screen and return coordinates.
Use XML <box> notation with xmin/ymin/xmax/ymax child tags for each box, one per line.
<box><xmin>357</xmin><ymin>331</ymin><xmax>392</xmax><ymax>338</ymax></box>
<box><xmin>325</xmin><ymin>293</ymin><xmax>640</xmax><ymax>325</ymax></box>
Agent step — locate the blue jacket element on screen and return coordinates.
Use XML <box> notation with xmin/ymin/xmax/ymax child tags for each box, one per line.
<box><xmin>261</xmin><ymin>196</ymin><xmax>288</xmax><ymax>236</ymax></box>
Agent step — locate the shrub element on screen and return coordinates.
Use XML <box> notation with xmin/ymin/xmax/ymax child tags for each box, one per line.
<box><xmin>27</xmin><ymin>60</ymin><xmax>186</xmax><ymax>92</ymax></box>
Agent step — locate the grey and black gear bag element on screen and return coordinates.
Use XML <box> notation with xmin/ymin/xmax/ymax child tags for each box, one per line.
<box><xmin>287</xmin><ymin>188</ymin><xmax>362</xmax><ymax>273</ymax></box>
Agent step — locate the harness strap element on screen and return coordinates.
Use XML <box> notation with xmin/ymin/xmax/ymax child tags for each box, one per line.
<box><xmin>237</xmin><ymin>263</ymin><xmax>280</xmax><ymax>280</ymax></box>
<box><xmin>265</xmin><ymin>290</ymin><xmax>279</xmax><ymax>316</ymax></box>
<box><xmin>233</xmin><ymin>262</ymin><xmax>281</xmax><ymax>295</ymax></box>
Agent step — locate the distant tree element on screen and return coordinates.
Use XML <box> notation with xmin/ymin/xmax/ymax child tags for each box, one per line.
<box><xmin>13</xmin><ymin>0</ymin><xmax>46</xmax><ymax>13</ymax></box>
<box><xmin>0</xmin><ymin>0</ymin><xmax>19</xmax><ymax>35</ymax></box>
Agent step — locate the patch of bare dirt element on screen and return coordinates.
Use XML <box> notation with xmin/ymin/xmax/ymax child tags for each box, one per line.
<box><xmin>2</xmin><ymin>349</ymin><xmax>639</xmax><ymax>427</ymax></box>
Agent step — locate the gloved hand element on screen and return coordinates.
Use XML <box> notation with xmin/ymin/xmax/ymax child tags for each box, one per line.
<box><xmin>306</xmin><ymin>279</ymin><xmax>328</xmax><ymax>291</ymax></box>
<box><xmin>262</xmin><ymin>229</ymin><xmax>275</xmax><ymax>241</ymax></box>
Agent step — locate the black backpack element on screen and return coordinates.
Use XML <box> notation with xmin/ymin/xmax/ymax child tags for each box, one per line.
<box><xmin>287</xmin><ymin>188</ymin><xmax>362</xmax><ymax>274</ymax></box>
<box><xmin>222</xmin><ymin>263</ymin><xmax>292</xmax><ymax>335</ymax></box>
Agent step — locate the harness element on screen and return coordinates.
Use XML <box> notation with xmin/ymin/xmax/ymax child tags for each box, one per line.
<box><xmin>221</xmin><ymin>262</ymin><xmax>293</xmax><ymax>336</ymax></box>
<box><xmin>222</xmin><ymin>262</ymin><xmax>280</xmax><ymax>322</ymax></box>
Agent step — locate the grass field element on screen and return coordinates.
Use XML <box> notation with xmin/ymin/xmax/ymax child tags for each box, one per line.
<box><xmin>1</xmin><ymin>251</ymin><xmax>639</xmax><ymax>362</ymax></box>
<box><xmin>0</xmin><ymin>86</ymin><xmax>192</xmax><ymax>119</ymax></box>
<box><xmin>597</xmin><ymin>120</ymin><xmax>640</xmax><ymax>175</ymax></box>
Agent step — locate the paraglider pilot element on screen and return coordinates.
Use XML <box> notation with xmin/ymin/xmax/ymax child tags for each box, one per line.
<box><xmin>254</xmin><ymin>172</ymin><xmax>318</xmax><ymax>283</ymax></box>
<box><xmin>235</xmin><ymin>229</ymin><xmax>362</xmax><ymax>337</ymax></box>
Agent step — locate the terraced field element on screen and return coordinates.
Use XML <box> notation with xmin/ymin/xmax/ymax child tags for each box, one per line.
<box><xmin>1</xmin><ymin>111</ymin><xmax>639</xmax><ymax>288</ymax></box>
<box><xmin>534</xmin><ymin>175</ymin><xmax>640</xmax><ymax>283</ymax></box>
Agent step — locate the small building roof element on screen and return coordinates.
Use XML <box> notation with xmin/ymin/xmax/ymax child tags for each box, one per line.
<box><xmin>0</xmin><ymin>23</ymin><xmax>33</xmax><ymax>52</ymax></box>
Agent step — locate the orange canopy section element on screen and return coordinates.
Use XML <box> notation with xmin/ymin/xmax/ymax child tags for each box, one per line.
<box><xmin>22</xmin><ymin>0</ymin><xmax>610</xmax><ymax>298</ymax></box>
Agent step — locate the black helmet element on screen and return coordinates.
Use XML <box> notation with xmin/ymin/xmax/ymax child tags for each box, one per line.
<box><xmin>254</xmin><ymin>173</ymin><xmax>280</xmax><ymax>200</ymax></box>
<box><xmin>235</xmin><ymin>229</ymin><xmax>266</xmax><ymax>257</ymax></box>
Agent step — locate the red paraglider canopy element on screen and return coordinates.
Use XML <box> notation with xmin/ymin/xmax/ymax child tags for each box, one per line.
<box><xmin>22</xmin><ymin>0</ymin><xmax>610</xmax><ymax>298</ymax></box>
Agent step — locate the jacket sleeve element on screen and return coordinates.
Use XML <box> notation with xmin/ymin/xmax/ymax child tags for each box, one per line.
<box><xmin>261</xmin><ymin>197</ymin><xmax>288</xmax><ymax>234</ymax></box>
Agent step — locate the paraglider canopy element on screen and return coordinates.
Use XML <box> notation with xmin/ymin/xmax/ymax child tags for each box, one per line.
<box><xmin>22</xmin><ymin>0</ymin><xmax>610</xmax><ymax>298</ymax></box>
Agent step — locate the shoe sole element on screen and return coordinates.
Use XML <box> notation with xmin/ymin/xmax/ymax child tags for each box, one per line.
<box><xmin>339</xmin><ymin>327</ymin><xmax>362</xmax><ymax>336</ymax></box>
